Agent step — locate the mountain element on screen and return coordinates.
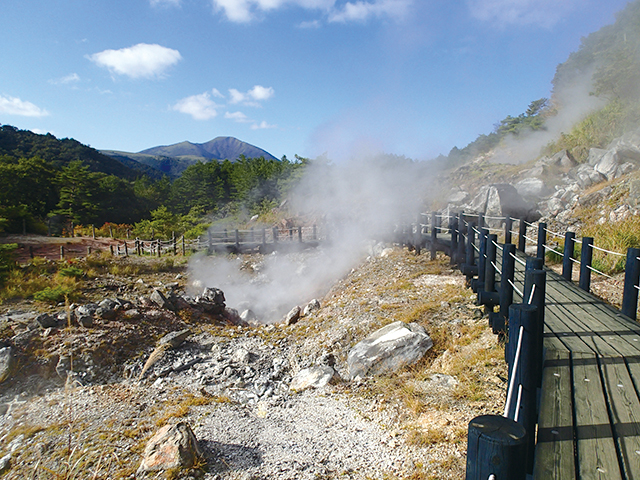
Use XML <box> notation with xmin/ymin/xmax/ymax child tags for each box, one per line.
<box><xmin>140</xmin><ymin>136</ymin><xmax>277</xmax><ymax>161</ymax></box>
<box><xmin>102</xmin><ymin>136</ymin><xmax>278</xmax><ymax>178</ymax></box>
<box><xmin>0</xmin><ymin>125</ymin><xmax>162</xmax><ymax>180</ymax></box>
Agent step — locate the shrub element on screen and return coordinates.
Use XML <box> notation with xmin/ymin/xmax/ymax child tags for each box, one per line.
<box><xmin>33</xmin><ymin>285</ymin><xmax>75</xmax><ymax>304</ymax></box>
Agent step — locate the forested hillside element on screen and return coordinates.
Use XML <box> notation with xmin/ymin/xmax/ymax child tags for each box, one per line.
<box><xmin>439</xmin><ymin>0</ymin><xmax>640</xmax><ymax>166</ymax></box>
<box><xmin>0</xmin><ymin>125</ymin><xmax>306</xmax><ymax>236</ymax></box>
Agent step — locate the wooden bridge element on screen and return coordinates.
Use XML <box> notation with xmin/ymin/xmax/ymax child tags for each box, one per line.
<box><xmin>408</xmin><ymin>212</ymin><xmax>640</xmax><ymax>480</ymax></box>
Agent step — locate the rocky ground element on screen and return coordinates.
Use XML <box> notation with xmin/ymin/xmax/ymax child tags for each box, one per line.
<box><xmin>0</xmin><ymin>245</ymin><xmax>508</xmax><ymax>479</ymax></box>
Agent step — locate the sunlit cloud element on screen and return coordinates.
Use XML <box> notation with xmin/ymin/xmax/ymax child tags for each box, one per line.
<box><xmin>467</xmin><ymin>0</ymin><xmax>579</xmax><ymax>28</ymax></box>
<box><xmin>211</xmin><ymin>0</ymin><xmax>409</xmax><ymax>23</ymax></box>
<box><xmin>225</xmin><ymin>111</ymin><xmax>251</xmax><ymax>122</ymax></box>
<box><xmin>229</xmin><ymin>85</ymin><xmax>274</xmax><ymax>105</ymax></box>
<box><xmin>87</xmin><ymin>43</ymin><xmax>182</xmax><ymax>79</ymax></box>
<box><xmin>328</xmin><ymin>0</ymin><xmax>412</xmax><ymax>23</ymax></box>
<box><xmin>49</xmin><ymin>73</ymin><xmax>81</xmax><ymax>85</ymax></box>
<box><xmin>173</xmin><ymin>90</ymin><xmax>221</xmax><ymax>120</ymax></box>
<box><xmin>251</xmin><ymin>120</ymin><xmax>277</xmax><ymax>129</ymax></box>
<box><xmin>0</xmin><ymin>95</ymin><xmax>49</xmax><ymax>117</ymax></box>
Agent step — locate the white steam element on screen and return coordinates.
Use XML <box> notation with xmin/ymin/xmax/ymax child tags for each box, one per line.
<box><xmin>491</xmin><ymin>70</ymin><xmax>605</xmax><ymax>164</ymax></box>
<box><xmin>188</xmin><ymin>153</ymin><xmax>430</xmax><ymax>323</ymax></box>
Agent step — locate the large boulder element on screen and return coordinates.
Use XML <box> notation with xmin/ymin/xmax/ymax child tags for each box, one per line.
<box><xmin>464</xmin><ymin>184</ymin><xmax>539</xmax><ymax>222</ymax></box>
<box><xmin>593</xmin><ymin>149</ymin><xmax>638</xmax><ymax>180</ymax></box>
<box><xmin>347</xmin><ymin>321</ymin><xmax>433</xmax><ymax>380</ymax></box>
<box><xmin>515</xmin><ymin>178</ymin><xmax>547</xmax><ymax>199</ymax></box>
<box><xmin>572</xmin><ymin>164</ymin><xmax>606</xmax><ymax>188</ymax></box>
<box><xmin>137</xmin><ymin>422</ymin><xmax>202</xmax><ymax>474</ymax></box>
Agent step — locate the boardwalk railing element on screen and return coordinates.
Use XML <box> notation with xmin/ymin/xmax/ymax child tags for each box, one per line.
<box><xmin>404</xmin><ymin>211</ymin><xmax>640</xmax><ymax>479</ymax></box>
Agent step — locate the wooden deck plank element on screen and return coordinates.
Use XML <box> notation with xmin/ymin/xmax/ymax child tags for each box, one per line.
<box><xmin>534</xmin><ymin>349</ymin><xmax>576</xmax><ymax>480</ymax></box>
<box><xmin>600</xmin><ymin>358</ymin><xmax>640</xmax><ymax>480</ymax></box>
<box><xmin>572</xmin><ymin>351</ymin><xmax>624</xmax><ymax>480</ymax></box>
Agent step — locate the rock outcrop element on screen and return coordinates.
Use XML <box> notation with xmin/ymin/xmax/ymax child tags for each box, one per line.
<box><xmin>347</xmin><ymin>321</ymin><xmax>433</xmax><ymax>380</ymax></box>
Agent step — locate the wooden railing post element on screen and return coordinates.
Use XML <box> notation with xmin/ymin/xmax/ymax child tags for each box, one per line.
<box><xmin>450</xmin><ymin>214</ymin><xmax>459</xmax><ymax>265</ymax></box>
<box><xmin>124</xmin><ymin>242</ymin><xmax>128</xmax><ymax>257</ymax></box>
<box><xmin>621</xmin><ymin>247</ymin><xmax>640</xmax><ymax>320</ymax></box>
<box><xmin>537</xmin><ymin>222</ymin><xmax>547</xmax><ymax>262</ymax></box>
<box><xmin>235</xmin><ymin>229</ymin><xmax>240</xmax><ymax>250</ymax></box>
<box><xmin>562</xmin><ymin>231</ymin><xmax>575</xmax><ymax>281</ymax></box>
<box><xmin>504</xmin><ymin>216</ymin><xmax>513</xmax><ymax>245</ymax></box>
<box><xmin>473</xmin><ymin>228</ymin><xmax>489</xmax><ymax>293</ymax></box>
<box><xmin>579</xmin><ymin>237</ymin><xmax>594</xmax><ymax>292</ymax></box>
<box><xmin>484</xmin><ymin>234</ymin><xmax>498</xmax><ymax>295</ymax></box>
<box><xmin>463</xmin><ymin>222</ymin><xmax>477</xmax><ymax>281</ymax></box>
<box><xmin>457</xmin><ymin>215</ymin><xmax>466</xmax><ymax>264</ymax></box>
<box><xmin>518</xmin><ymin>219</ymin><xmax>526</xmax><ymax>252</ymax></box>
<box><xmin>506</xmin><ymin>303</ymin><xmax>540</xmax><ymax>474</ymax></box>
<box><xmin>465</xmin><ymin>415</ymin><xmax>527</xmax><ymax>480</ymax></box>
<box><xmin>478</xmin><ymin>213</ymin><xmax>484</xmax><ymax>229</ymax></box>
<box><xmin>492</xmin><ymin>243</ymin><xmax>516</xmax><ymax>336</ymax></box>
<box><xmin>430</xmin><ymin>211</ymin><xmax>437</xmax><ymax>260</ymax></box>
<box><xmin>523</xmin><ymin>269</ymin><xmax>546</xmax><ymax>389</ymax></box>
<box><xmin>182</xmin><ymin>236</ymin><xmax>185</xmax><ymax>256</ymax></box>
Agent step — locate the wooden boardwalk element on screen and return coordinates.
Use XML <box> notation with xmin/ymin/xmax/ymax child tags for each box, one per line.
<box><xmin>414</xmin><ymin>222</ymin><xmax>640</xmax><ymax>479</ymax></box>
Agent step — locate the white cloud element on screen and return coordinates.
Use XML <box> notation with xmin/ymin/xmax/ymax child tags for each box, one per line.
<box><xmin>173</xmin><ymin>90</ymin><xmax>221</xmax><ymax>120</ymax></box>
<box><xmin>150</xmin><ymin>0</ymin><xmax>181</xmax><ymax>6</ymax></box>
<box><xmin>328</xmin><ymin>0</ymin><xmax>411</xmax><ymax>22</ymax></box>
<box><xmin>251</xmin><ymin>120</ymin><xmax>277</xmax><ymax>129</ymax></box>
<box><xmin>229</xmin><ymin>88</ymin><xmax>246</xmax><ymax>104</ymax></box>
<box><xmin>249</xmin><ymin>85</ymin><xmax>274</xmax><ymax>101</ymax></box>
<box><xmin>229</xmin><ymin>85</ymin><xmax>274</xmax><ymax>105</ymax></box>
<box><xmin>225</xmin><ymin>111</ymin><xmax>251</xmax><ymax>122</ymax></box>
<box><xmin>88</xmin><ymin>43</ymin><xmax>182</xmax><ymax>79</ymax></box>
<box><xmin>49</xmin><ymin>73</ymin><xmax>80</xmax><ymax>85</ymax></box>
<box><xmin>297</xmin><ymin>19</ymin><xmax>321</xmax><ymax>28</ymax></box>
<box><xmin>0</xmin><ymin>95</ymin><xmax>49</xmax><ymax>117</ymax></box>
<box><xmin>211</xmin><ymin>0</ymin><xmax>405</xmax><ymax>23</ymax></box>
<box><xmin>467</xmin><ymin>0</ymin><xmax>578</xmax><ymax>28</ymax></box>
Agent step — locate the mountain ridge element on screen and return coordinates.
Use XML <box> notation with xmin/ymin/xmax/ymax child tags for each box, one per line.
<box><xmin>139</xmin><ymin>136</ymin><xmax>278</xmax><ymax>161</ymax></box>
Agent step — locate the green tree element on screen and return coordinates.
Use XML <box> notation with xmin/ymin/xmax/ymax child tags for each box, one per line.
<box><xmin>55</xmin><ymin>160</ymin><xmax>100</xmax><ymax>224</ymax></box>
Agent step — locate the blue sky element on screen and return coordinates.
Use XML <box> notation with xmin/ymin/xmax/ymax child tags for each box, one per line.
<box><xmin>0</xmin><ymin>0</ymin><xmax>632</xmax><ymax>161</ymax></box>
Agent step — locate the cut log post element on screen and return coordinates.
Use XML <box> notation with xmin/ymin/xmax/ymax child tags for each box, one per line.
<box><xmin>537</xmin><ymin>222</ymin><xmax>547</xmax><ymax>262</ymax></box>
<box><xmin>518</xmin><ymin>219</ymin><xmax>526</xmax><ymax>252</ymax></box>
<box><xmin>579</xmin><ymin>237</ymin><xmax>594</xmax><ymax>292</ymax></box>
<box><xmin>472</xmin><ymin>228</ymin><xmax>489</xmax><ymax>293</ymax></box>
<box><xmin>621</xmin><ymin>247</ymin><xmax>640</xmax><ymax>320</ymax></box>
<box><xmin>465</xmin><ymin>414</ymin><xmax>527</xmax><ymax>480</ymax></box>
<box><xmin>495</xmin><ymin>243</ymin><xmax>516</xmax><ymax>336</ymax></box>
<box><xmin>110</xmin><ymin>245</ymin><xmax>114</xmax><ymax>256</ymax></box>
<box><xmin>562</xmin><ymin>231</ymin><xmax>575</xmax><ymax>281</ymax></box>
<box><xmin>60</xmin><ymin>246</ymin><xmax>64</xmax><ymax>259</ymax></box>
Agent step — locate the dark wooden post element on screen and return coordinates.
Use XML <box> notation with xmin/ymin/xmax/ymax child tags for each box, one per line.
<box><xmin>506</xmin><ymin>303</ymin><xmax>540</xmax><ymax>474</ymax></box>
<box><xmin>110</xmin><ymin>245</ymin><xmax>114</xmax><ymax>256</ymax></box>
<box><xmin>622</xmin><ymin>247</ymin><xmax>640</xmax><ymax>320</ymax></box>
<box><xmin>173</xmin><ymin>236</ymin><xmax>177</xmax><ymax>255</ymax></box>
<box><xmin>504</xmin><ymin>216</ymin><xmax>513</xmax><ymax>245</ymax></box>
<box><xmin>124</xmin><ymin>242</ymin><xmax>128</xmax><ymax>257</ymax></box>
<box><xmin>518</xmin><ymin>219</ymin><xmax>526</xmax><ymax>252</ymax></box>
<box><xmin>92</xmin><ymin>224</ymin><xmax>95</xmax><ymax>239</ymax></box>
<box><xmin>484</xmin><ymin>234</ymin><xmax>498</xmax><ymax>295</ymax></box>
<box><xmin>523</xmin><ymin>269</ymin><xmax>546</xmax><ymax>389</ymax></box>
<box><xmin>579</xmin><ymin>237</ymin><xmax>594</xmax><ymax>292</ymax></box>
<box><xmin>430</xmin><ymin>211</ymin><xmax>437</xmax><ymax>260</ymax></box>
<box><xmin>450</xmin><ymin>214</ymin><xmax>459</xmax><ymax>265</ymax></box>
<box><xmin>87</xmin><ymin>246</ymin><xmax>91</xmax><ymax>256</ymax></box>
<box><xmin>182</xmin><ymin>236</ymin><xmax>186</xmax><ymax>256</ymax></box>
<box><xmin>157</xmin><ymin>240</ymin><xmax>161</xmax><ymax>257</ymax></box>
<box><xmin>457</xmin><ymin>216</ymin><xmax>466</xmax><ymax>264</ymax></box>
<box><xmin>29</xmin><ymin>246</ymin><xmax>34</xmax><ymax>259</ymax></box>
<box><xmin>496</xmin><ymin>243</ymin><xmax>516</xmax><ymax>335</ymax></box>
<box><xmin>562</xmin><ymin>231</ymin><xmax>575</xmax><ymax>281</ymax></box>
<box><xmin>473</xmin><ymin>228</ymin><xmax>489</xmax><ymax>293</ymax></box>
<box><xmin>463</xmin><ymin>222</ymin><xmax>477</xmax><ymax>281</ymax></box>
<box><xmin>60</xmin><ymin>246</ymin><xmax>64</xmax><ymax>259</ymax></box>
<box><xmin>465</xmin><ymin>414</ymin><xmax>527</xmax><ymax>480</ymax></box>
<box><xmin>478</xmin><ymin>213</ymin><xmax>484</xmax><ymax>229</ymax></box>
<box><xmin>537</xmin><ymin>222</ymin><xmax>547</xmax><ymax>262</ymax></box>
<box><xmin>298</xmin><ymin>226</ymin><xmax>303</xmax><ymax>243</ymax></box>
<box><xmin>235</xmin><ymin>229</ymin><xmax>240</xmax><ymax>251</ymax></box>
